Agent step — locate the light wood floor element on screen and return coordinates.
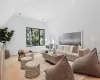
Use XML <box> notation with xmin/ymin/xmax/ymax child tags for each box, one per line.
<box><xmin>3</xmin><ymin>54</ymin><xmax>100</xmax><ymax>80</ymax></box>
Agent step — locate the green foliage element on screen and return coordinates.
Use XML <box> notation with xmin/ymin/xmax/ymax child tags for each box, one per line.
<box><xmin>32</xmin><ymin>28</ymin><xmax>39</xmax><ymax>46</ymax></box>
<box><xmin>26</xmin><ymin>27</ymin><xmax>45</xmax><ymax>46</ymax></box>
<box><xmin>0</xmin><ymin>27</ymin><xmax>14</xmax><ymax>43</ymax></box>
<box><xmin>39</xmin><ymin>29</ymin><xmax>45</xmax><ymax>46</ymax></box>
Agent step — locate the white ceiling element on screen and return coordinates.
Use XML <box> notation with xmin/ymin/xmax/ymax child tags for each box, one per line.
<box><xmin>0</xmin><ymin>0</ymin><xmax>100</xmax><ymax>23</ymax></box>
<box><xmin>14</xmin><ymin>0</ymin><xmax>74</xmax><ymax>21</ymax></box>
<box><xmin>0</xmin><ymin>0</ymin><xmax>17</xmax><ymax>26</ymax></box>
<box><xmin>13</xmin><ymin>0</ymin><xmax>75</xmax><ymax>35</ymax></box>
<box><xmin>0</xmin><ymin>0</ymin><xmax>100</xmax><ymax>35</ymax></box>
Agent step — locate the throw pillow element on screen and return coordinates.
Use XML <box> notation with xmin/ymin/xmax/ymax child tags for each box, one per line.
<box><xmin>72</xmin><ymin>46</ymin><xmax>78</xmax><ymax>53</ymax></box>
<box><xmin>44</xmin><ymin>56</ymin><xmax>74</xmax><ymax>80</ymax></box>
<box><xmin>70</xmin><ymin>45</ymin><xmax>74</xmax><ymax>52</ymax></box>
<box><xmin>72</xmin><ymin>48</ymin><xmax>100</xmax><ymax>77</ymax></box>
<box><xmin>78</xmin><ymin>45</ymin><xmax>82</xmax><ymax>50</ymax></box>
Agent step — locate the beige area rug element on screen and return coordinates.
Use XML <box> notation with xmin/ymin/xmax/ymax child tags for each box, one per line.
<box><xmin>4</xmin><ymin>54</ymin><xmax>100</xmax><ymax>80</ymax></box>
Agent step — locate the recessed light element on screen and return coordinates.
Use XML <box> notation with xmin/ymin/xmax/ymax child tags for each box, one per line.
<box><xmin>72</xmin><ymin>1</ymin><xmax>75</xmax><ymax>3</ymax></box>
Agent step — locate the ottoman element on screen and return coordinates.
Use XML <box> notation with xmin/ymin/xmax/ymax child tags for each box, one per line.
<box><xmin>25</xmin><ymin>52</ymin><xmax>34</xmax><ymax>59</ymax></box>
<box><xmin>21</xmin><ymin>56</ymin><xmax>33</xmax><ymax>69</ymax></box>
<box><xmin>25</xmin><ymin>61</ymin><xmax>40</xmax><ymax>79</ymax></box>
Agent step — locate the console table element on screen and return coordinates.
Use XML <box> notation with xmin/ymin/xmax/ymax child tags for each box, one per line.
<box><xmin>0</xmin><ymin>50</ymin><xmax>4</xmax><ymax>80</ymax></box>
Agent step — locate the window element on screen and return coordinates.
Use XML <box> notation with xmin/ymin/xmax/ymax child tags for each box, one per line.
<box><xmin>39</xmin><ymin>29</ymin><xmax>45</xmax><ymax>46</ymax></box>
<box><xmin>26</xmin><ymin>27</ymin><xmax>45</xmax><ymax>46</ymax></box>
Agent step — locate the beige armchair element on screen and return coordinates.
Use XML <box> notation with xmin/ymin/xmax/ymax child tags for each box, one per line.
<box><xmin>18</xmin><ymin>50</ymin><xmax>25</xmax><ymax>61</ymax></box>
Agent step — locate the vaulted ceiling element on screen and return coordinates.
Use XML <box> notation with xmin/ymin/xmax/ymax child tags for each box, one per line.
<box><xmin>0</xmin><ymin>0</ymin><xmax>16</xmax><ymax>26</ymax></box>
<box><xmin>0</xmin><ymin>0</ymin><xmax>100</xmax><ymax>34</ymax></box>
<box><xmin>14</xmin><ymin>0</ymin><xmax>74</xmax><ymax>21</ymax></box>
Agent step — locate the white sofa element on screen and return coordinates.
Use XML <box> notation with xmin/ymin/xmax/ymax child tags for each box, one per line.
<box><xmin>56</xmin><ymin>45</ymin><xmax>89</xmax><ymax>61</ymax></box>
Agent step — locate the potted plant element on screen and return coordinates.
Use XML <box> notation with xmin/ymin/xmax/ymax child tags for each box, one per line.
<box><xmin>0</xmin><ymin>27</ymin><xmax>14</xmax><ymax>59</ymax></box>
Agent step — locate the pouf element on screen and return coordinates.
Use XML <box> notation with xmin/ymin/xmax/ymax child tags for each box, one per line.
<box><xmin>25</xmin><ymin>52</ymin><xmax>34</xmax><ymax>59</ymax></box>
<box><xmin>25</xmin><ymin>61</ymin><xmax>40</xmax><ymax>79</ymax></box>
<box><xmin>21</xmin><ymin>56</ymin><xmax>33</xmax><ymax>69</ymax></box>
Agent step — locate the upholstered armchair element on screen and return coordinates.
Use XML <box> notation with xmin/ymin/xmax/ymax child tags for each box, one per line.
<box><xmin>18</xmin><ymin>50</ymin><xmax>25</xmax><ymax>61</ymax></box>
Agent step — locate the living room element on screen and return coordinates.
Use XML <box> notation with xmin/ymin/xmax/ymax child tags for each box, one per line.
<box><xmin>0</xmin><ymin>0</ymin><xmax>100</xmax><ymax>80</ymax></box>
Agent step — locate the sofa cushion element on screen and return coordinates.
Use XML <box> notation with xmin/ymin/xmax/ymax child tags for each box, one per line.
<box><xmin>56</xmin><ymin>50</ymin><xmax>79</xmax><ymax>62</ymax></box>
<box><xmin>66</xmin><ymin>52</ymin><xmax>79</xmax><ymax>57</ymax></box>
<box><xmin>59</xmin><ymin>51</ymin><xmax>69</xmax><ymax>54</ymax></box>
<box><xmin>66</xmin><ymin>52</ymin><xmax>79</xmax><ymax>61</ymax></box>
<box><xmin>70</xmin><ymin>45</ymin><xmax>74</xmax><ymax>52</ymax></box>
<box><xmin>57</xmin><ymin>45</ymin><xmax>63</xmax><ymax>50</ymax></box>
<box><xmin>77</xmin><ymin>45</ymin><xmax>82</xmax><ymax>53</ymax></box>
<box><xmin>78</xmin><ymin>45</ymin><xmax>82</xmax><ymax>50</ymax></box>
<box><xmin>72</xmin><ymin>48</ymin><xmax>100</xmax><ymax>77</ymax></box>
<box><xmin>63</xmin><ymin>45</ymin><xmax>71</xmax><ymax>52</ymax></box>
<box><xmin>72</xmin><ymin>46</ymin><xmax>78</xmax><ymax>53</ymax></box>
<box><xmin>45</xmin><ymin>56</ymin><xmax>74</xmax><ymax>80</ymax></box>
<box><xmin>56</xmin><ymin>50</ymin><xmax>63</xmax><ymax>53</ymax></box>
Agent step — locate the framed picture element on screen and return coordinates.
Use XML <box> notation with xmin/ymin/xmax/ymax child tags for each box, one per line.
<box><xmin>26</xmin><ymin>27</ymin><xmax>32</xmax><ymax>46</ymax></box>
<box><xmin>39</xmin><ymin>29</ymin><xmax>45</xmax><ymax>46</ymax></box>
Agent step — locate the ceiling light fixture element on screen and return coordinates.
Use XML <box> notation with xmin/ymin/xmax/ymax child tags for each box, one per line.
<box><xmin>72</xmin><ymin>1</ymin><xmax>75</xmax><ymax>3</ymax></box>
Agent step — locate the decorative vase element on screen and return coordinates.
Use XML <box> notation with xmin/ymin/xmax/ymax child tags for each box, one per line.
<box><xmin>5</xmin><ymin>50</ymin><xmax>10</xmax><ymax>59</ymax></box>
<box><xmin>45</xmin><ymin>50</ymin><xmax>48</xmax><ymax>53</ymax></box>
<box><xmin>52</xmin><ymin>48</ymin><xmax>56</xmax><ymax>54</ymax></box>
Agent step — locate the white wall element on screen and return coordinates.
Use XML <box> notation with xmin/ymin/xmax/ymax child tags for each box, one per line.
<box><xmin>1</xmin><ymin>15</ymin><xmax>50</xmax><ymax>55</ymax></box>
<box><xmin>1</xmin><ymin>0</ymin><xmax>100</xmax><ymax>53</ymax></box>
<box><xmin>0</xmin><ymin>0</ymin><xmax>17</xmax><ymax>26</ymax></box>
<box><xmin>46</xmin><ymin>0</ymin><xmax>100</xmax><ymax>51</ymax></box>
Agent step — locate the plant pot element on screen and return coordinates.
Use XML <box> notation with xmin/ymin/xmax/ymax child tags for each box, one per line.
<box><xmin>5</xmin><ymin>50</ymin><xmax>10</xmax><ymax>59</ymax></box>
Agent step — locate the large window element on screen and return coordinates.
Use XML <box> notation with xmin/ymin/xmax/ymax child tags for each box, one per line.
<box><xmin>26</xmin><ymin>27</ymin><xmax>45</xmax><ymax>46</ymax></box>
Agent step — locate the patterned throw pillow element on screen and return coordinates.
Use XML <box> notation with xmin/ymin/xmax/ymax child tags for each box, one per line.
<box><xmin>72</xmin><ymin>46</ymin><xmax>78</xmax><ymax>53</ymax></box>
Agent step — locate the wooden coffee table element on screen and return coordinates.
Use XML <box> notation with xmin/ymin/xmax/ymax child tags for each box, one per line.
<box><xmin>42</xmin><ymin>51</ymin><xmax>64</xmax><ymax>64</ymax></box>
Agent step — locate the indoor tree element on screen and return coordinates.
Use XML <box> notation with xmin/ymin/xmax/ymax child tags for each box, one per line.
<box><xmin>0</xmin><ymin>27</ymin><xmax>14</xmax><ymax>58</ymax></box>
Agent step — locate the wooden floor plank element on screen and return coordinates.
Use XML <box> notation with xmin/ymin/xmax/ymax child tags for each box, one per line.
<box><xmin>3</xmin><ymin>55</ymin><xmax>100</xmax><ymax>80</ymax></box>
<box><xmin>84</xmin><ymin>76</ymin><xmax>100</xmax><ymax>80</ymax></box>
<box><xmin>75</xmin><ymin>73</ymin><xmax>87</xmax><ymax>80</ymax></box>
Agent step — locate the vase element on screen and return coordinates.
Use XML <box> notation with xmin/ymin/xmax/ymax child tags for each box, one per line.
<box><xmin>5</xmin><ymin>50</ymin><xmax>10</xmax><ymax>59</ymax></box>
